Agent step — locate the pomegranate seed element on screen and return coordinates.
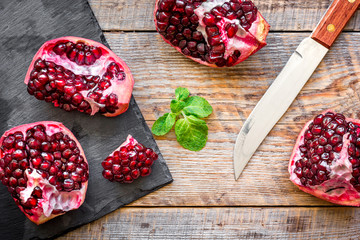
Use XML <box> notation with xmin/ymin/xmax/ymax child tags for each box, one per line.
<box><xmin>112</xmin><ymin>164</ymin><xmax>122</xmax><ymax>175</ymax></box>
<box><xmin>314</xmin><ymin>115</ymin><xmax>324</xmax><ymax>125</ymax></box>
<box><xmin>63</xmin><ymin>179</ymin><xmax>74</xmax><ymax>191</ymax></box>
<box><xmin>25</xmin><ymin>197</ymin><xmax>37</xmax><ymax>208</ymax></box>
<box><xmin>40</xmin><ymin>161</ymin><xmax>51</xmax><ymax>171</ymax></box>
<box><xmin>123</xmin><ymin>175</ymin><xmax>133</xmax><ymax>183</ymax></box>
<box><xmin>114</xmin><ymin>174</ymin><xmax>124</xmax><ymax>182</ymax></box>
<box><xmin>102</xmin><ymin>170</ymin><xmax>113</xmax><ymax>180</ymax></box>
<box><xmin>53</xmin><ymin>43</ymin><xmax>66</xmax><ymax>55</ymax></box>
<box><xmin>203</xmin><ymin>13</ymin><xmax>216</xmax><ymax>26</ymax></box>
<box><xmin>144</xmin><ymin>159</ymin><xmax>154</xmax><ymax>167</ymax></box>
<box><xmin>141</xmin><ymin>167</ymin><xmax>151</xmax><ymax>177</ymax></box>
<box><xmin>3</xmin><ymin>135</ymin><xmax>15</xmax><ymax>149</ymax></box>
<box><xmin>226</xmin><ymin>23</ymin><xmax>238</xmax><ymax>38</ymax></box>
<box><xmin>41</xmin><ymin>152</ymin><xmax>54</xmax><ymax>162</ymax></box>
<box><xmin>131</xmin><ymin>169</ymin><xmax>140</xmax><ymax>179</ymax></box>
<box><xmin>9</xmin><ymin>177</ymin><xmax>18</xmax><ymax>187</ymax></box>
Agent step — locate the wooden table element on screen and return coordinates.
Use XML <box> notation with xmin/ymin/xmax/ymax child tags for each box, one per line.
<box><xmin>59</xmin><ymin>0</ymin><xmax>360</xmax><ymax>239</ymax></box>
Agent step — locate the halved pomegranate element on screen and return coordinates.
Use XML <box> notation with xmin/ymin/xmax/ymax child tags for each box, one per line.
<box><xmin>101</xmin><ymin>135</ymin><xmax>158</xmax><ymax>183</ymax></box>
<box><xmin>154</xmin><ymin>0</ymin><xmax>270</xmax><ymax>67</ymax></box>
<box><xmin>289</xmin><ymin>110</ymin><xmax>360</xmax><ymax>206</ymax></box>
<box><xmin>25</xmin><ymin>36</ymin><xmax>134</xmax><ymax>117</ymax></box>
<box><xmin>0</xmin><ymin>122</ymin><xmax>89</xmax><ymax>224</ymax></box>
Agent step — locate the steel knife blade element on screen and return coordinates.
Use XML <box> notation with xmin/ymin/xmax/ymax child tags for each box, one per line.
<box><xmin>233</xmin><ymin>0</ymin><xmax>360</xmax><ymax>180</ymax></box>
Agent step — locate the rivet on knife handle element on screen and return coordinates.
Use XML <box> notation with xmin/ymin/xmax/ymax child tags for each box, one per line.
<box><xmin>311</xmin><ymin>0</ymin><xmax>360</xmax><ymax>49</ymax></box>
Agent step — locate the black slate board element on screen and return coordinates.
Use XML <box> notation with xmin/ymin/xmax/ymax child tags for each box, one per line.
<box><xmin>0</xmin><ymin>0</ymin><xmax>173</xmax><ymax>239</ymax></box>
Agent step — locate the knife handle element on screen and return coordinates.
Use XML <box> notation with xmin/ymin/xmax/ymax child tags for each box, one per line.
<box><xmin>311</xmin><ymin>0</ymin><xmax>360</xmax><ymax>48</ymax></box>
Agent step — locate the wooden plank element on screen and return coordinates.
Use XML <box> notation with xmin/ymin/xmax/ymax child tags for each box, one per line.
<box><xmin>88</xmin><ymin>0</ymin><xmax>360</xmax><ymax>31</ymax></box>
<box><xmin>58</xmin><ymin>207</ymin><xmax>360</xmax><ymax>239</ymax></box>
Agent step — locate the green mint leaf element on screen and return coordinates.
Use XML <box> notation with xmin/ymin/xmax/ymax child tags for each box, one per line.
<box><xmin>152</xmin><ymin>113</ymin><xmax>177</xmax><ymax>136</ymax></box>
<box><xmin>183</xmin><ymin>96</ymin><xmax>213</xmax><ymax>118</ymax></box>
<box><xmin>175</xmin><ymin>87</ymin><xmax>190</xmax><ymax>101</ymax></box>
<box><xmin>170</xmin><ymin>99</ymin><xmax>186</xmax><ymax>113</ymax></box>
<box><xmin>175</xmin><ymin>115</ymin><xmax>208</xmax><ymax>151</ymax></box>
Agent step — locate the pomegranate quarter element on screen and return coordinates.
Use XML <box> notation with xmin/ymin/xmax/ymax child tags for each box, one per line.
<box><xmin>102</xmin><ymin>135</ymin><xmax>158</xmax><ymax>183</ymax></box>
<box><xmin>154</xmin><ymin>0</ymin><xmax>270</xmax><ymax>67</ymax></box>
<box><xmin>0</xmin><ymin>122</ymin><xmax>89</xmax><ymax>224</ymax></box>
<box><xmin>25</xmin><ymin>36</ymin><xmax>134</xmax><ymax>117</ymax></box>
<box><xmin>289</xmin><ymin>111</ymin><xmax>360</xmax><ymax>206</ymax></box>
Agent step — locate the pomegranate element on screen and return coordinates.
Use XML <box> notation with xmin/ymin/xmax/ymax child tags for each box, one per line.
<box><xmin>154</xmin><ymin>0</ymin><xmax>270</xmax><ymax>67</ymax></box>
<box><xmin>25</xmin><ymin>36</ymin><xmax>134</xmax><ymax>117</ymax></box>
<box><xmin>102</xmin><ymin>135</ymin><xmax>158</xmax><ymax>183</ymax></box>
<box><xmin>289</xmin><ymin>110</ymin><xmax>360</xmax><ymax>206</ymax></box>
<box><xmin>0</xmin><ymin>122</ymin><xmax>89</xmax><ymax>224</ymax></box>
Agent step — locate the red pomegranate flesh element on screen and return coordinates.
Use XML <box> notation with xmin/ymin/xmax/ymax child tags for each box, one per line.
<box><xmin>101</xmin><ymin>135</ymin><xmax>158</xmax><ymax>183</ymax></box>
<box><xmin>0</xmin><ymin>122</ymin><xmax>89</xmax><ymax>224</ymax></box>
<box><xmin>289</xmin><ymin>110</ymin><xmax>360</xmax><ymax>206</ymax></box>
<box><xmin>154</xmin><ymin>0</ymin><xmax>270</xmax><ymax>67</ymax></box>
<box><xmin>25</xmin><ymin>36</ymin><xmax>134</xmax><ymax>117</ymax></box>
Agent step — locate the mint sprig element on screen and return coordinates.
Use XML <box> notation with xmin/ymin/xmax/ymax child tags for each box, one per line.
<box><xmin>152</xmin><ymin>87</ymin><xmax>213</xmax><ymax>151</ymax></box>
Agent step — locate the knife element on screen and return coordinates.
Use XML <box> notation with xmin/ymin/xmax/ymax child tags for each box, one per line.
<box><xmin>233</xmin><ymin>0</ymin><xmax>360</xmax><ymax>180</ymax></box>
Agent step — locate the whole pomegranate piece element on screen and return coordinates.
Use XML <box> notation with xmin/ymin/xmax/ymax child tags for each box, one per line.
<box><xmin>154</xmin><ymin>0</ymin><xmax>270</xmax><ymax>67</ymax></box>
<box><xmin>289</xmin><ymin>110</ymin><xmax>360</xmax><ymax>206</ymax></box>
<box><xmin>101</xmin><ymin>135</ymin><xmax>158</xmax><ymax>183</ymax></box>
<box><xmin>0</xmin><ymin>122</ymin><xmax>89</xmax><ymax>224</ymax></box>
<box><xmin>25</xmin><ymin>36</ymin><xmax>134</xmax><ymax>117</ymax></box>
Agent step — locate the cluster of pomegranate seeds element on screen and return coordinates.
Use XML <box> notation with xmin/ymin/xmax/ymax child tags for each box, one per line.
<box><xmin>27</xmin><ymin>41</ymin><xmax>125</xmax><ymax>115</ymax></box>
<box><xmin>155</xmin><ymin>0</ymin><xmax>258</xmax><ymax>67</ymax></box>
<box><xmin>53</xmin><ymin>41</ymin><xmax>102</xmax><ymax>65</ymax></box>
<box><xmin>293</xmin><ymin>112</ymin><xmax>360</xmax><ymax>190</ymax></box>
<box><xmin>102</xmin><ymin>138</ymin><xmax>158</xmax><ymax>183</ymax></box>
<box><xmin>0</xmin><ymin>124</ymin><xmax>89</xmax><ymax>200</ymax></box>
<box><xmin>347</xmin><ymin>122</ymin><xmax>360</xmax><ymax>191</ymax></box>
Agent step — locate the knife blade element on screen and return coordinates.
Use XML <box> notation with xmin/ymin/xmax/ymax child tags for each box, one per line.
<box><xmin>233</xmin><ymin>0</ymin><xmax>360</xmax><ymax>180</ymax></box>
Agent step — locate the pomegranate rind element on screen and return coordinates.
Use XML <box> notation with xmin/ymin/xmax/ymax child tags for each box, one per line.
<box><xmin>0</xmin><ymin>121</ymin><xmax>89</xmax><ymax>224</ymax></box>
<box><xmin>288</xmin><ymin>110</ymin><xmax>360</xmax><ymax>206</ymax></box>
<box><xmin>153</xmin><ymin>0</ymin><xmax>270</xmax><ymax>67</ymax></box>
<box><xmin>24</xmin><ymin>36</ymin><xmax>134</xmax><ymax>117</ymax></box>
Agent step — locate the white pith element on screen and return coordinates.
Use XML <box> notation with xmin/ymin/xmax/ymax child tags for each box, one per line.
<box><xmin>20</xmin><ymin>170</ymin><xmax>86</xmax><ymax>217</ymax></box>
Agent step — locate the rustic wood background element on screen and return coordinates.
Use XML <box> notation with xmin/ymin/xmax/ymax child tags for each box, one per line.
<box><xmin>59</xmin><ymin>0</ymin><xmax>360</xmax><ymax>239</ymax></box>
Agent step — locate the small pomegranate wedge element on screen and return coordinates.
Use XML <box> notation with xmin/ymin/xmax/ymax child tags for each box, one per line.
<box><xmin>154</xmin><ymin>0</ymin><xmax>270</xmax><ymax>67</ymax></box>
<box><xmin>0</xmin><ymin>122</ymin><xmax>89</xmax><ymax>224</ymax></box>
<box><xmin>25</xmin><ymin>36</ymin><xmax>134</xmax><ymax>117</ymax></box>
<box><xmin>102</xmin><ymin>135</ymin><xmax>158</xmax><ymax>183</ymax></box>
<box><xmin>289</xmin><ymin>110</ymin><xmax>360</xmax><ymax>206</ymax></box>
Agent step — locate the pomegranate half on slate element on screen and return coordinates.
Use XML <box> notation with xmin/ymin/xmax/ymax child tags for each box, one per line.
<box><xmin>154</xmin><ymin>0</ymin><xmax>270</xmax><ymax>67</ymax></box>
<box><xmin>0</xmin><ymin>122</ymin><xmax>89</xmax><ymax>224</ymax></box>
<box><xmin>289</xmin><ymin>110</ymin><xmax>360</xmax><ymax>206</ymax></box>
<box><xmin>25</xmin><ymin>36</ymin><xmax>134</xmax><ymax>117</ymax></box>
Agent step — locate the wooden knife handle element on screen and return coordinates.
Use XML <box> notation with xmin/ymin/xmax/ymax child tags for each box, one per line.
<box><xmin>311</xmin><ymin>0</ymin><xmax>360</xmax><ymax>48</ymax></box>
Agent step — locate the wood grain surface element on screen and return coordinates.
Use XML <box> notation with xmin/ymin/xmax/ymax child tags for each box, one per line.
<box><xmin>58</xmin><ymin>0</ymin><xmax>360</xmax><ymax>238</ymax></box>
<box><xmin>58</xmin><ymin>207</ymin><xmax>360</xmax><ymax>239</ymax></box>
<box><xmin>89</xmin><ymin>0</ymin><xmax>360</xmax><ymax>31</ymax></box>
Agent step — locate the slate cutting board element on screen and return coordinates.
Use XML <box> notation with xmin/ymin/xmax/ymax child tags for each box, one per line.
<box><xmin>0</xmin><ymin>0</ymin><xmax>173</xmax><ymax>239</ymax></box>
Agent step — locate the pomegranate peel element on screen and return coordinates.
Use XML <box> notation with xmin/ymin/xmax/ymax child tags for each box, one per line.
<box><xmin>289</xmin><ymin>110</ymin><xmax>360</xmax><ymax>206</ymax></box>
<box><xmin>25</xmin><ymin>36</ymin><xmax>134</xmax><ymax>117</ymax></box>
<box><xmin>0</xmin><ymin>121</ymin><xmax>89</xmax><ymax>224</ymax></box>
<box><xmin>154</xmin><ymin>0</ymin><xmax>270</xmax><ymax>67</ymax></box>
<box><xmin>101</xmin><ymin>135</ymin><xmax>158</xmax><ymax>183</ymax></box>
